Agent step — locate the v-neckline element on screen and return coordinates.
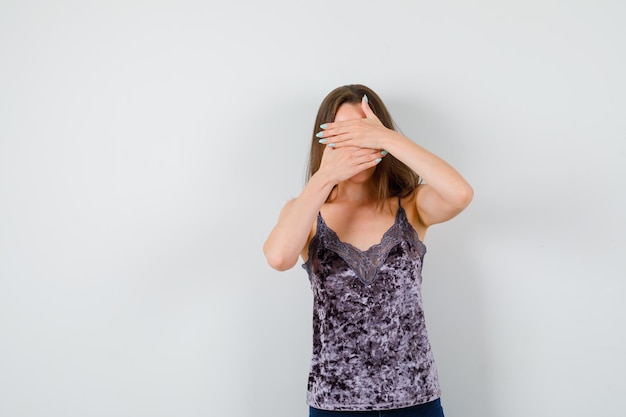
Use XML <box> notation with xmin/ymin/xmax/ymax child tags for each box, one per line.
<box><xmin>315</xmin><ymin>207</ymin><xmax>408</xmax><ymax>285</ymax></box>
<box><xmin>318</xmin><ymin>206</ymin><xmax>404</xmax><ymax>254</ymax></box>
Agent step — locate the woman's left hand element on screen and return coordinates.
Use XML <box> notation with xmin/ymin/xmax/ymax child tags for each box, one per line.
<box><xmin>316</xmin><ymin>96</ymin><xmax>393</xmax><ymax>150</ymax></box>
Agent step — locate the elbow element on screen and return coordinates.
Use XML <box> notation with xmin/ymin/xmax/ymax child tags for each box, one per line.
<box><xmin>266</xmin><ymin>254</ymin><xmax>296</xmax><ymax>271</ymax></box>
<box><xmin>263</xmin><ymin>248</ymin><xmax>297</xmax><ymax>271</ymax></box>
<box><xmin>459</xmin><ymin>184</ymin><xmax>474</xmax><ymax>209</ymax></box>
<box><xmin>450</xmin><ymin>184</ymin><xmax>474</xmax><ymax>212</ymax></box>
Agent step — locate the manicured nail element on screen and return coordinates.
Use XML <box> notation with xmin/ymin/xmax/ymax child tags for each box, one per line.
<box><xmin>328</xmin><ymin>143</ymin><xmax>335</xmax><ymax>147</ymax></box>
<box><xmin>320</xmin><ymin>123</ymin><xmax>327</xmax><ymax>129</ymax></box>
<box><xmin>375</xmin><ymin>157</ymin><xmax>382</xmax><ymax>163</ymax></box>
<box><xmin>381</xmin><ymin>150</ymin><xmax>388</xmax><ymax>156</ymax></box>
<box><xmin>318</xmin><ymin>139</ymin><xmax>327</xmax><ymax>144</ymax></box>
<box><xmin>364</xmin><ymin>94</ymin><xmax>369</xmax><ymax>104</ymax></box>
<box><xmin>315</xmin><ymin>131</ymin><xmax>324</xmax><ymax>138</ymax></box>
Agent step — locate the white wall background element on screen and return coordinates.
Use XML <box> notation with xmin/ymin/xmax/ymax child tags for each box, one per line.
<box><xmin>1</xmin><ymin>1</ymin><xmax>624</xmax><ymax>416</ymax></box>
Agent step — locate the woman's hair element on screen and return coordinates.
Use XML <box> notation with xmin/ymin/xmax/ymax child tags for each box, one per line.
<box><xmin>306</xmin><ymin>84</ymin><xmax>421</xmax><ymax>203</ymax></box>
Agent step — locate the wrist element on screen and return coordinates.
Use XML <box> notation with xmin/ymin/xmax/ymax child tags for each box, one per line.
<box><xmin>380</xmin><ymin>130</ymin><xmax>406</xmax><ymax>153</ymax></box>
<box><xmin>309</xmin><ymin>169</ymin><xmax>338</xmax><ymax>191</ymax></box>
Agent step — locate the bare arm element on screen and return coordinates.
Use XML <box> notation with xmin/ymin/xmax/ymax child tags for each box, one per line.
<box><xmin>381</xmin><ymin>132</ymin><xmax>473</xmax><ymax>227</ymax></box>
<box><xmin>263</xmin><ymin>145</ymin><xmax>385</xmax><ymax>271</ymax></box>
<box><xmin>263</xmin><ymin>173</ymin><xmax>334</xmax><ymax>271</ymax></box>
<box><xmin>318</xmin><ymin>96</ymin><xmax>473</xmax><ymax>228</ymax></box>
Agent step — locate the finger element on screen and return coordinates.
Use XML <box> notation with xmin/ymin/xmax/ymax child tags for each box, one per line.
<box><xmin>316</xmin><ymin>124</ymin><xmax>349</xmax><ymax>141</ymax></box>
<box><xmin>355</xmin><ymin>153</ymin><xmax>384</xmax><ymax>169</ymax></box>
<box><xmin>361</xmin><ymin>94</ymin><xmax>378</xmax><ymax>119</ymax></box>
<box><xmin>340</xmin><ymin>153</ymin><xmax>380</xmax><ymax>177</ymax></box>
<box><xmin>342</xmin><ymin>149</ymin><xmax>382</xmax><ymax>166</ymax></box>
<box><xmin>316</xmin><ymin>127</ymin><xmax>337</xmax><ymax>144</ymax></box>
<box><xmin>322</xmin><ymin>143</ymin><xmax>336</xmax><ymax>155</ymax></box>
<box><xmin>323</xmin><ymin>136</ymin><xmax>349</xmax><ymax>148</ymax></box>
<box><xmin>346</xmin><ymin>147</ymin><xmax>380</xmax><ymax>158</ymax></box>
<box><xmin>317</xmin><ymin>127</ymin><xmax>342</xmax><ymax>146</ymax></box>
<box><xmin>318</xmin><ymin>116</ymin><xmax>360</xmax><ymax>132</ymax></box>
<box><xmin>323</xmin><ymin>146</ymin><xmax>374</xmax><ymax>163</ymax></box>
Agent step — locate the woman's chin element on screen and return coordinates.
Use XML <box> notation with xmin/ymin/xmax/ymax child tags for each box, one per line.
<box><xmin>348</xmin><ymin>168</ymin><xmax>376</xmax><ymax>183</ymax></box>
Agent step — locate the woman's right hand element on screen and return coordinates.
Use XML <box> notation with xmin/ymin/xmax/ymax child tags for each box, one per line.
<box><xmin>316</xmin><ymin>144</ymin><xmax>385</xmax><ymax>184</ymax></box>
<box><xmin>264</xmin><ymin>145</ymin><xmax>385</xmax><ymax>271</ymax></box>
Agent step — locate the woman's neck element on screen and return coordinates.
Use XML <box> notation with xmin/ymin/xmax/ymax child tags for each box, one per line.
<box><xmin>333</xmin><ymin>180</ymin><xmax>378</xmax><ymax>206</ymax></box>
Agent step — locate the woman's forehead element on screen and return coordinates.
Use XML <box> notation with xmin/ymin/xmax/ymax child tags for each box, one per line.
<box><xmin>334</xmin><ymin>102</ymin><xmax>365</xmax><ymax>122</ymax></box>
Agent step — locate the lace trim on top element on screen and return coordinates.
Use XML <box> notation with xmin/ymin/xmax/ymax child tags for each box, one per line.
<box><xmin>305</xmin><ymin>205</ymin><xmax>425</xmax><ymax>285</ymax></box>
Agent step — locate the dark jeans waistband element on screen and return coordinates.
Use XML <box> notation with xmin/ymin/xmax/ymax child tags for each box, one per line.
<box><xmin>309</xmin><ymin>398</ymin><xmax>444</xmax><ymax>417</ymax></box>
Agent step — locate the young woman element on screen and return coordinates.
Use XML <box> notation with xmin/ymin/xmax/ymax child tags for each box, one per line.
<box><xmin>264</xmin><ymin>84</ymin><xmax>473</xmax><ymax>417</ymax></box>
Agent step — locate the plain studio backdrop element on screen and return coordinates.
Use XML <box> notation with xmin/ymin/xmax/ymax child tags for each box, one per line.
<box><xmin>1</xmin><ymin>1</ymin><xmax>624</xmax><ymax>416</ymax></box>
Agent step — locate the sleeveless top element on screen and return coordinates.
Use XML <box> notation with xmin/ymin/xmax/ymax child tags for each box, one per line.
<box><xmin>302</xmin><ymin>201</ymin><xmax>441</xmax><ymax>411</ymax></box>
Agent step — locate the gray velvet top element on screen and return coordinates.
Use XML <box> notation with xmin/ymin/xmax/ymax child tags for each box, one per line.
<box><xmin>302</xmin><ymin>204</ymin><xmax>441</xmax><ymax>411</ymax></box>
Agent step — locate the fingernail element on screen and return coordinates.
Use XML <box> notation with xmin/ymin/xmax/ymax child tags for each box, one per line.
<box><xmin>315</xmin><ymin>131</ymin><xmax>324</xmax><ymax>138</ymax></box>
<box><xmin>318</xmin><ymin>139</ymin><xmax>327</xmax><ymax>144</ymax></box>
<box><xmin>381</xmin><ymin>150</ymin><xmax>388</xmax><ymax>156</ymax></box>
<box><xmin>328</xmin><ymin>143</ymin><xmax>335</xmax><ymax>147</ymax></box>
<box><xmin>375</xmin><ymin>157</ymin><xmax>382</xmax><ymax>163</ymax></box>
<box><xmin>364</xmin><ymin>94</ymin><xmax>369</xmax><ymax>104</ymax></box>
<box><xmin>320</xmin><ymin>123</ymin><xmax>327</xmax><ymax>129</ymax></box>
